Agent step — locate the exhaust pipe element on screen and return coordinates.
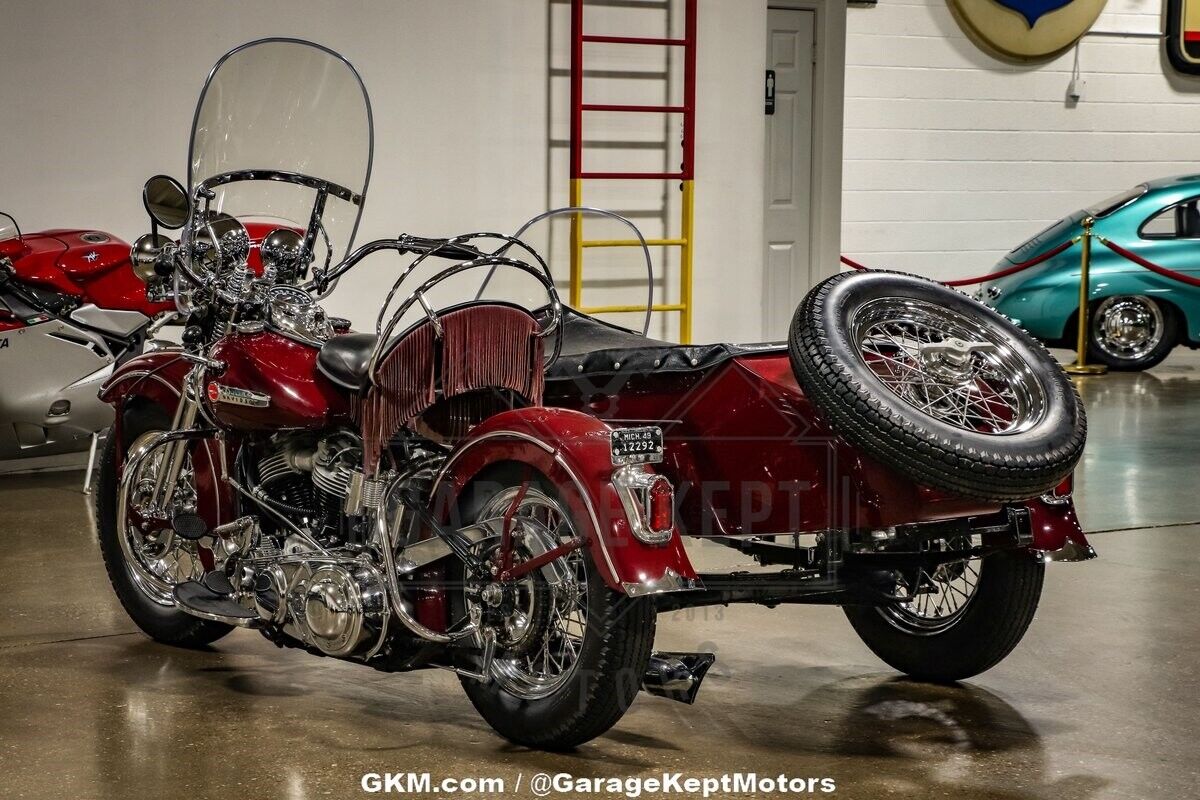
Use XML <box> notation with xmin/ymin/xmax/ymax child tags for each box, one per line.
<box><xmin>641</xmin><ymin>651</ymin><xmax>715</xmax><ymax>705</ymax></box>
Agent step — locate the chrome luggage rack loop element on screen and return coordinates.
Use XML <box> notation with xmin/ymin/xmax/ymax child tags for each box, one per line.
<box><xmin>317</xmin><ymin>232</ymin><xmax>564</xmax><ymax>387</ymax></box>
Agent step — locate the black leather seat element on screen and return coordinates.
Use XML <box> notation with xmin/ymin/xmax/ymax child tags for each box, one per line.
<box><xmin>319</xmin><ymin>308</ymin><xmax>786</xmax><ymax>390</ymax></box>
<box><xmin>543</xmin><ymin>307</ymin><xmax>785</xmax><ymax>380</ymax></box>
<box><xmin>317</xmin><ymin>332</ymin><xmax>378</xmax><ymax>391</ymax></box>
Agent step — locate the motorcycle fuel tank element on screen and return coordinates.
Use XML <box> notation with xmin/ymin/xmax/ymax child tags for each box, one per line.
<box><xmin>205</xmin><ymin>329</ymin><xmax>351</xmax><ymax>431</ymax></box>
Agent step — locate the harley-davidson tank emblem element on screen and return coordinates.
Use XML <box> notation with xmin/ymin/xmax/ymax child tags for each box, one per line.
<box><xmin>206</xmin><ymin>382</ymin><xmax>270</xmax><ymax>408</ymax></box>
<box><xmin>949</xmin><ymin>0</ymin><xmax>1107</xmax><ymax>60</ymax></box>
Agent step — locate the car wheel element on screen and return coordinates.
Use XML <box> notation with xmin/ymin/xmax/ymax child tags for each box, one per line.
<box><xmin>788</xmin><ymin>270</ymin><xmax>1086</xmax><ymax>501</ymax></box>
<box><xmin>1087</xmin><ymin>295</ymin><xmax>1177</xmax><ymax>371</ymax></box>
<box><xmin>451</xmin><ymin>470</ymin><xmax>656</xmax><ymax>750</ymax></box>
<box><xmin>95</xmin><ymin>406</ymin><xmax>233</xmax><ymax>647</ymax></box>
<box><xmin>844</xmin><ymin>541</ymin><xmax>1044</xmax><ymax>682</ymax></box>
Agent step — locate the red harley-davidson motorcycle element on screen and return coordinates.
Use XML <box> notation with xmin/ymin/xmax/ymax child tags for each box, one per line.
<box><xmin>97</xmin><ymin>39</ymin><xmax>1092</xmax><ymax>751</ymax></box>
<box><xmin>0</xmin><ymin>210</ymin><xmax>176</xmax><ymax>462</ymax></box>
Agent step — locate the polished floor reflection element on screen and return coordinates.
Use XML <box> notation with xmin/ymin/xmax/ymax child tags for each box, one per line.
<box><xmin>3</xmin><ymin>353</ymin><xmax>1200</xmax><ymax>799</ymax></box>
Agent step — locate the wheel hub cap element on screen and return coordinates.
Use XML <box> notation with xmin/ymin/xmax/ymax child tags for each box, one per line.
<box><xmin>918</xmin><ymin>338</ymin><xmax>996</xmax><ymax>383</ymax></box>
<box><xmin>1094</xmin><ymin>296</ymin><xmax>1162</xmax><ymax>360</ymax></box>
<box><xmin>466</xmin><ymin>487</ymin><xmax>589</xmax><ymax>700</ymax></box>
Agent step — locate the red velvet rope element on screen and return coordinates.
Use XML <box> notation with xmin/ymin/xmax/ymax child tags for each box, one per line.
<box><xmin>840</xmin><ymin>238</ymin><xmax>1076</xmax><ymax>287</ymax></box>
<box><xmin>1098</xmin><ymin>237</ymin><xmax>1200</xmax><ymax>288</ymax></box>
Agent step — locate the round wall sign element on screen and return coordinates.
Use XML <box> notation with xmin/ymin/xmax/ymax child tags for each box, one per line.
<box><xmin>949</xmin><ymin>0</ymin><xmax>1109</xmax><ymax>60</ymax></box>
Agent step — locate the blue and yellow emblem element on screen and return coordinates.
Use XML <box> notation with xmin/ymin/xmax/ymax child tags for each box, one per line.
<box><xmin>949</xmin><ymin>0</ymin><xmax>1108</xmax><ymax>60</ymax></box>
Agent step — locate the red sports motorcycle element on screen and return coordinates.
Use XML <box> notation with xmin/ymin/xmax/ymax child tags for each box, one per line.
<box><xmin>0</xmin><ymin>211</ymin><xmax>174</xmax><ymax>462</ymax></box>
<box><xmin>97</xmin><ymin>39</ymin><xmax>1091</xmax><ymax>751</ymax></box>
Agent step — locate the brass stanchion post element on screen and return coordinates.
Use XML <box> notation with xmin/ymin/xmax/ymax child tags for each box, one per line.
<box><xmin>1065</xmin><ymin>216</ymin><xmax>1107</xmax><ymax>376</ymax></box>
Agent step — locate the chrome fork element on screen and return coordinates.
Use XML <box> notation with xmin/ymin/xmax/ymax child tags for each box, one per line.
<box><xmin>150</xmin><ymin>368</ymin><xmax>202</xmax><ymax>512</ymax></box>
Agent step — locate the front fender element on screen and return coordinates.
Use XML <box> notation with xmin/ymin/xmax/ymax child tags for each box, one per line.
<box><xmin>98</xmin><ymin>349</ymin><xmax>234</xmax><ymax>531</ymax></box>
<box><xmin>433</xmin><ymin>407</ymin><xmax>700</xmax><ymax>596</ymax></box>
<box><xmin>99</xmin><ymin>349</ymin><xmax>193</xmax><ymax>416</ymax></box>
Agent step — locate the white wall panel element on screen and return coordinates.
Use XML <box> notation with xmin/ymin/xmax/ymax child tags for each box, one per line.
<box><xmin>0</xmin><ymin>0</ymin><xmax>780</xmax><ymax>344</ymax></box>
<box><xmin>843</xmin><ymin>0</ymin><xmax>1200</xmax><ymax>277</ymax></box>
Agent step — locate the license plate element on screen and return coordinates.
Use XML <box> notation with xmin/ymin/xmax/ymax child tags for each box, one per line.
<box><xmin>610</xmin><ymin>426</ymin><xmax>664</xmax><ymax>465</ymax></box>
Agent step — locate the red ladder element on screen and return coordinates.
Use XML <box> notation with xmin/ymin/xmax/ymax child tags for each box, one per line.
<box><xmin>569</xmin><ymin>0</ymin><xmax>697</xmax><ymax>342</ymax></box>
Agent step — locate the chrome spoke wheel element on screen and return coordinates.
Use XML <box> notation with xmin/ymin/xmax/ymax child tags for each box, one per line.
<box><xmin>853</xmin><ymin>297</ymin><xmax>1047</xmax><ymax>435</ymax></box>
<box><xmin>118</xmin><ymin>432</ymin><xmax>204</xmax><ymax>606</ymax></box>
<box><xmin>470</xmin><ymin>487</ymin><xmax>588</xmax><ymax>700</ymax></box>
<box><xmin>1092</xmin><ymin>295</ymin><xmax>1164</xmax><ymax>362</ymax></box>
<box><xmin>881</xmin><ymin>536</ymin><xmax>982</xmax><ymax>636</ymax></box>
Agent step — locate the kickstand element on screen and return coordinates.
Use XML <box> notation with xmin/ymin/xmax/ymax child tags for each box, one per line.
<box><xmin>82</xmin><ymin>431</ymin><xmax>101</xmax><ymax>495</ymax></box>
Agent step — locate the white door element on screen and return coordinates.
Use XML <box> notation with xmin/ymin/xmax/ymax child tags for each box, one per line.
<box><xmin>763</xmin><ymin>7</ymin><xmax>816</xmax><ymax>339</ymax></box>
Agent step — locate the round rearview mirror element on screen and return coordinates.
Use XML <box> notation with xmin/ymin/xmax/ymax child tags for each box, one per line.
<box><xmin>130</xmin><ymin>232</ymin><xmax>172</xmax><ymax>283</ymax></box>
<box><xmin>142</xmin><ymin>175</ymin><xmax>189</xmax><ymax>230</ymax></box>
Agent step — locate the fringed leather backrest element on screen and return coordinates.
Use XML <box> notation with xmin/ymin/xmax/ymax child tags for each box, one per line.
<box><xmin>362</xmin><ymin>304</ymin><xmax>544</xmax><ymax>474</ymax></box>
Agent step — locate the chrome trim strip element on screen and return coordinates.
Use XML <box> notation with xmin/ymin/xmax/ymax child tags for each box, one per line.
<box><xmin>108</xmin><ymin>364</ymin><xmax>184</xmax><ymax>399</ymax></box>
<box><xmin>622</xmin><ymin>567</ymin><xmax>702</xmax><ymax>597</ymax></box>
<box><xmin>551</xmin><ymin>451</ymin><xmax>619</xmax><ymax>583</ymax></box>
<box><xmin>612</xmin><ymin>465</ymin><xmax>673</xmax><ymax>545</ymax></box>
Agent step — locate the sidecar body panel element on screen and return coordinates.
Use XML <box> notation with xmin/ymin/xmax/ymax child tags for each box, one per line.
<box><xmin>546</xmin><ymin>351</ymin><xmax>1002</xmax><ymax>536</ymax></box>
<box><xmin>542</xmin><ymin>312</ymin><xmax>1089</xmax><ymax>554</ymax></box>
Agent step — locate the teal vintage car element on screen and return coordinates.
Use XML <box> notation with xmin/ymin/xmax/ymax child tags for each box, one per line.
<box><xmin>979</xmin><ymin>175</ymin><xmax>1200</xmax><ymax>370</ymax></box>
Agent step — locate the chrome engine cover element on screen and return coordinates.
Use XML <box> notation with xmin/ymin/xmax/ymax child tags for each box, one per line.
<box><xmin>303</xmin><ymin>565</ymin><xmax>367</xmax><ymax>656</ymax></box>
<box><xmin>280</xmin><ymin>558</ymin><xmax>388</xmax><ymax>657</ymax></box>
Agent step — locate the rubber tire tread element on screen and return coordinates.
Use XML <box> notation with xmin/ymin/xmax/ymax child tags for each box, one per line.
<box><xmin>94</xmin><ymin>409</ymin><xmax>233</xmax><ymax>647</ymax></box>
<box><xmin>788</xmin><ymin>270</ymin><xmax>1086</xmax><ymax>501</ymax></box>
<box><xmin>843</xmin><ymin>549</ymin><xmax>1044</xmax><ymax>682</ymax></box>
<box><xmin>456</xmin><ymin>474</ymin><xmax>656</xmax><ymax>750</ymax></box>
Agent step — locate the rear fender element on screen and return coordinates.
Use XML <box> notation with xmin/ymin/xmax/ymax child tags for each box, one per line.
<box><xmin>433</xmin><ymin>407</ymin><xmax>700</xmax><ymax>596</ymax></box>
<box><xmin>1025</xmin><ymin>496</ymin><xmax>1095</xmax><ymax>562</ymax></box>
<box><xmin>99</xmin><ymin>350</ymin><xmax>234</xmax><ymax>530</ymax></box>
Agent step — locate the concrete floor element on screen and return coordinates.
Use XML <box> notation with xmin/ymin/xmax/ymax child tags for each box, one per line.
<box><xmin>3</xmin><ymin>353</ymin><xmax>1200</xmax><ymax>799</ymax></box>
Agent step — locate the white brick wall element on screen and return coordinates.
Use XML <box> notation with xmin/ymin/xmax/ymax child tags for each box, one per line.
<box><xmin>842</xmin><ymin>0</ymin><xmax>1200</xmax><ymax>279</ymax></box>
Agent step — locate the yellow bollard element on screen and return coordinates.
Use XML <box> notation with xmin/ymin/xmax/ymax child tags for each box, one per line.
<box><xmin>1064</xmin><ymin>216</ymin><xmax>1107</xmax><ymax>376</ymax></box>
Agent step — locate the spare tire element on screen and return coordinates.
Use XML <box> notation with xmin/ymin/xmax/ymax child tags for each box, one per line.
<box><xmin>789</xmin><ymin>270</ymin><xmax>1085</xmax><ymax>501</ymax></box>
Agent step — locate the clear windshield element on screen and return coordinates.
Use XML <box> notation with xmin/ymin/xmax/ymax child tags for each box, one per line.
<box><xmin>188</xmin><ymin>39</ymin><xmax>372</xmax><ymax>264</ymax></box>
